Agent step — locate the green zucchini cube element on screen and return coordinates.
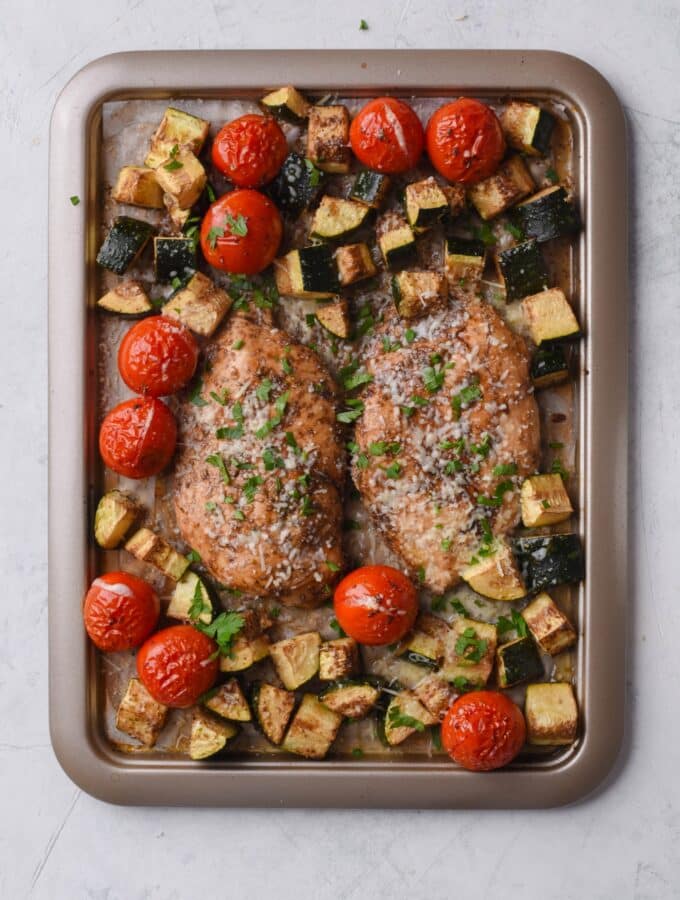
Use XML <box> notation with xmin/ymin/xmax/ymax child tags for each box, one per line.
<box><xmin>531</xmin><ymin>343</ymin><xmax>569</xmax><ymax>388</ymax></box>
<box><xmin>445</xmin><ymin>237</ymin><xmax>486</xmax><ymax>286</ymax></box>
<box><xmin>274</xmin><ymin>245</ymin><xmax>340</xmax><ymax>299</ymax></box>
<box><xmin>495</xmin><ymin>239</ymin><xmax>548</xmax><ymax>301</ymax></box>
<box><xmin>377</xmin><ymin>212</ymin><xmax>416</xmax><ymax>268</ymax></box>
<box><xmin>497</xmin><ymin>635</ymin><xmax>544</xmax><ymax>687</ymax></box>
<box><xmin>153</xmin><ymin>236</ymin><xmax>197</xmax><ymax>283</ymax></box>
<box><xmin>96</xmin><ymin>216</ymin><xmax>155</xmax><ymax>275</ymax></box>
<box><xmin>259</xmin><ymin>85</ymin><xmax>309</xmax><ymax>124</ymax></box>
<box><xmin>350</xmin><ymin>170</ymin><xmax>391</xmax><ymax>208</ymax></box>
<box><xmin>268</xmin><ymin>153</ymin><xmax>324</xmax><ymax>216</ymax></box>
<box><xmin>512</xmin><ymin>186</ymin><xmax>580</xmax><ymax>243</ymax></box>
<box><xmin>404</xmin><ymin>177</ymin><xmax>449</xmax><ymax>232</ymax></box>
<box><xmin>501</xmin><ymin>101</ymin><xmax>556</xmax><ymax>156</ymax></box>
<box><xmin>513</xmin><ymin>534</ymin><xmax>584</xmax><ymax>593</ymax></box>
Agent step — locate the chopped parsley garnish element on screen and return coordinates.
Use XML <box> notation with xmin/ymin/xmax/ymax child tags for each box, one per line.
<box><xmin>205</xmin><ymin>501</ymin><xmax>217</xmax><ymax>512</ymax></box>
<box><xmin>329</xmin><ymin>617</ymin><xmax>346</xmax><ymax>637</ymax></box>
<box><xmin>455</xmin><ymin>626</ymin><xmax>488</xmax><ymax>663</ymax></box>
<box><xmin>70</xmin><ymin>195</ymin><xmax>80</xmax><ymax>206</ymax></box>
<box><xmin>206</xmin><ymin>183</ymin><xmax>216</xmax><ymax>202</ymax></box>
<box><xmin>359</xmin><ymin>18</ymin><xmax>369</xmax><ymax>30</ymax></box>
<box><xmin>401</xmin><ymin>395</ymin><xmax>429</xmax><ymax>418</ymax></box>
<box><xmin>384</xmin><ymin>461</ymin><xmax>402</xmax><ymax>479</ymax></box>
<box><xmin>452</xmin><ymin>380</ymin><xmax>482</xmax><ymax>419</ymax></box>
<box><xmin>473</xmin><ymin>222</ymin><xmax>496</xmax><ymax>246</ymax></box>
<box><xmin>195</xmin><ymin>611</ymin><xmax>244</xmax><ymax>658</ymax></box>
<box><xmin>449</xmin><ymin>597</ymin><xmax>467</xmax><ymax>616</ymax></box>
<box><xmin>186</xmin><ymin>548</ymin><xmax>202</xmax><ymax>564</ymax></box>
<box><xmin>325</xmin><ymin>560</ymin><xmax>340</xmax><ymax>572</ymax></box>
<box><xmin>441</xmin><ymin>538</ymin><xmax>452</xmax><ymax>551</ymax></box>
<box><xmin>255</xmin><ymin>391</ymin><xmax>290</xmax><ymax>438</ymax></box>
<box><xmin>430</xmin><ymin>595</ymin><xmax>448</xmax><ymax>613</ymax></box>
<box><xmin>545</xmin><ymin>166</ymin><xmax>559</xmax><ymax>184</ymax></box>
<box><xmin>542</xmin><ymin>499</ymin><xmax>551</xmax><ymax>509</ymax></box>
<box><xmin>493</xmin><ymin>462</ymin><xmax>518</xmax><ymax>477</ymax></box>
<box><xmin>496</xmin><ymin>609</ymin><xmax>528</xmax><ymax>638</ymax></box>
<box><xmin>304</xmin><ymin>158</ymin><xmax>322</xmax><ymax>187</ymax></box>
<box><xmin>225</xmin><ymin>213</ymin><xmax>248</xmax><ymax>236</ymax></box>
<box><xmin>470</xmin><ymin>434</ymin><xmax>491</xmax><ymax>458</ymax></box>
<box><xmin>233</xmin><ymin>509</ymin><xmax>246</xmax><ymax>521</ymax></box>
<box><xmin>452</xmin><ymin>676</ymin><xmax>472</xmax><ymax>692</ymax></box>
<box><xmin>262</xmin><ymin>447</ymin><xmax>283</xmax><ymax>471</ymax></box>
<box><xmin>351</xmin><ymin>747</ymin><xmax>364</xmax><ymax>758</ymax></box>
<box><xmin>368</xmin><ymin>440</ymin><xmax>401</xmax><ymax>457</ymax></box>
<box><xmin>206</xmin><ymin>453</ymin><xmax>230</xmax><ymax>485</ymax></box>
<box><xmin>444</xmin><ymin>459</ymin><xmax>463</xmax><ymax>475</ymax></box>
<box><xmin>477</xmin><ymin>480</ymin><xmax>514</xmax><ymax>508</ymax></box>
<box><xmin>270</xmin><ymin>606</ymin><xmax>281</xmax><ymax>619</ymax></box>
<box><xmin>232</xmin><ymin>339</ymin><xmax>245</xmax><ymax>350</ymax></box>
<box><xmin>382</xmin><ymin>337</ymin><xmax>401</xmax><ymax>352</ymax></box>
<box><xmin>281</xmin><ymin>356</ymin><xmax>293</xmax><ymax>375</ymax></box>
<box><xmin>207</xmin><ymin>226</ymin><xmax>224</xmax><ymax>249</ymax></box>
<box><xmin>440</xmin><ymin>437</ymin><xmax>466</xmax><ymax>453</ymax></box>
<box><xmin>404</xmin><ymin>327</ymin><xmax>417</xmax><ymax>343</ymax></box>
<box><xmin>210</xmin><ymin>389</ymin><xmax>229</xmax><ymax>406</ymax></box>
<box><xmin>505</xmin><ymin>222</ymin><xmax>524</xmax><ymax>241</ymax></box>
<box><xmin>416</xmin><ymin>566</ymin><xmax>426</xmax><ymax>584</ymax></box>
<box><xmin>549</xmin><ymin>440</ymin><xmax>564</xmax><ymax>449</ymax></box>
<box><xmin>356</xmin><ymin>453</ymin><xmax>370</xmax><ymax>469</ymax></box>
<box><xmin>243</xmin><ymin>475</ymin><xmax>263</xmax><ymax>503</ymax></box>
<box><xmin>256</xmin><ymin>378</ymin><xmax>273</xmax><ymax>403</ymax></box>
<box><xmin>388</xmin><ymin>705</ymin><xmax>425</xmax><ymax>733</ymax></box>
<box><xmin>422</xmin><ymin>363</ymin><xmax>446</xmax><ymax>394</ymax></box>
<box><xmin>163</xmin><ymin>145</ymin><xmax>183</xmax><ymax>171</ymax></box>
<box><xmin>337</xmin><ymin>399</ymin><xmax>365</xmax><ymax>424</ymax></box>
<box><xmin>188</xmin><ymin>579</ymin><xmax>210</xmax><ymax>621</ymax></box>
<box><xmin>300</xmin><ymin>495</ymin><xmax>315</xmax><ymax>516</ymax></box>
<box><xmin>343</xmin><ymin>369</ymin><xmax>373</xmax><ymax>391</ymax></box>
<box><xmin>355</xmin><ymin>303</ymin><xmax>375</xmax><ymax>338</ymax></box>
<box><xmin>189</xmin><ymin>378</ymin><xmax>209</xmax><ymax>407</ymax></box>
<box><xmin>551</xmin><ymin>458</ymin><xmax>569</xmax><ymax>480</ymax></box>
<box><xmin>216</xmin><ymin>422</ymin><xmax>244</xmax><ymax>440</ymax></box>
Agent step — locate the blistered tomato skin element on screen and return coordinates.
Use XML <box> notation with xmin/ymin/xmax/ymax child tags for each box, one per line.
<box><xmin>441</xmin><ymin>691</ymin><xmax>526</xmax><ymax>771</ymax></box>
<box><xmin>212</xmin><ymin>114</ymin><xmax>288</xmax><ymax>188</ymax></box>
<box><xmin>136</xmin><ymin>625</ymin><xmax>219</xmax><ymax>708</ymax></box>
<box><xmin>118</xmin><ymin>316</ymin><xmax>199</xmax><ymax>397</ymax></box>
<box><xmin>425</xmin><ymin>98</ymin><xmax>505</xmax><ymax>184</ymax></box>
<box><xmin>83</xmin><ymin>572</ymin><xmax>160</xmax><ymax>652</ymax></box>
<box><xmin>333</xmin><ymin>565</ymin><xmax>418</xmax><ymax>646</ymax></box>
<box><xmin>200</xmin><ymin>190</ymin><xmax>283</xmax><ymax>275</ymax></box>
<box><xmin>349</xmin><ymin>97</ymin><xmax>425</xmax><ymax>174</ymax></box>
<box><xmin>99</xmin><ymin>397</ymin><xmax>177</xmax><ymax>479</ymax></box>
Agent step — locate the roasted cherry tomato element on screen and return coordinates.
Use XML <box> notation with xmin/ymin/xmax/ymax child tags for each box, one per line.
<box><xmin>83</xmin><ymin>571</ymin><xmax>159</xmax><ymax>652</ymax></box>
<box><xmin>425</xmin><ymin>98</ymin><xmax>505</xmax><ymax>184</ymax></box>
<box><xmin>137</xmin><ymin>624</ymin><xmax>219</xmax><ymax>708</ymax></box>
<box><xmin>118</xmin><ymin>316</ymin><xmax>199</xmax><ymax>397</ymax></box>
<box><xmin>333</xmin><ymin>565</ymin><xmax>418</xmax><ymax>646</ymax></box>
<box><xmin>99</xmin><ymin>396</ymin><xmax>177</xmax><ymax>479</ymax></box>
<box><xmin>349</xmin><ymin>97</ymin><xmax>424</xmax><ymax>174</ymax></box>
<box><xmin>441</xmin><ymin>691</ymin><xmax>526</xmax><ymax>771</ymax></box>
<box><xmin>200</xmin><ymin>189</ymin><xmax>282</xmax><ymax>275</ymax></box>
<box><xmin>212</xmin><ymin>114</ymin><xmax>288</xmax><ymax>188</ymax></box>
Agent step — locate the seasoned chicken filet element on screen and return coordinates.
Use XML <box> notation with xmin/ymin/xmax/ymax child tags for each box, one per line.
<box><xmin>352</xmin><ymin>297</ymin><xmax>540</xmax><ymax>594</ymax></box>
<box><xmin>174</xmin><ymin>315</ymin><xmax>345</xmax><ymax>608</ymax></box>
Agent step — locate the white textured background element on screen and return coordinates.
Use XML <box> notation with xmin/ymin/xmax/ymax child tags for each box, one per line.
<box><xmin>1</xmin><ymin>1</ymin><xmax>679</xmax><ymax>897</ymax></box>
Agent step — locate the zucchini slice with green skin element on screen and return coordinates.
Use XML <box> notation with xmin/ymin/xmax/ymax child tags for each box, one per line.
<box><xmin>94</xmin><ymin>490</ymin><xmax>140</xmax><ymax>549</ymax></box>
<box><xmin>274</xmin><ymin>245</ymin><xmax>340</xmax><ymax>299</ymax></box>
<box><xmin>404</xmin><ymin>177</ymin><xmax>449</xmax><ymax>232</ymax></box>
<box><xmin>251</xmin><ymin>682</ymin><xmax>296</xmax><ymax>745</ymax></box>
<box><xmin>319</xmin><ymin>637</ymin><xmax>359</xmax><ymax>680</ymax></box>
<box><xmin>383</xmin><ymin>692</ymin><xmax>438</xmax><ymax>746</ymax></box>
<box><xmin>501</xmin><ymin>101</ymin><xmax>556</xmax><ymax>156</ymax></box>
<box><xmin>512</xmin><ymin>186</ymin><xmax>580</xmax><ymax>242</ymax></box>
<box><xmin>259</xmin><ymin>85</ymin><xmax>309</xmax><ymax>124</ymax></box>
<box><xmin>520</xmin><ymin>473</ymin><xmax>573</xmax><ymax>528</ymax></box>
<box><xmin>269</xmin><ymin>631</ymin><xmax>321</xmax><ymax>690</ymax></box>
<box><xmin>522</xmin><ymin>592</ymin><xmax>577</xmax><ymax>656</ymax></box>
<box><xmin>461</xmin><ymin>539</ymin><xmax>526</xmax><ymax>601</ymax></box>
<box><xmin>307</xmin><ymin>105</ymin><xmax>351</xmax><ymax>174</ymax></box>
<box><xmin>376</xmin><ymin>212</ymin><xmax>416</xmax><ymax>268</ymax></box>
<box><xmin>318</xmin><ymin>680</ymin><xmax>381</xmax><ymax>718</ymax></box>
<box><xmin>124</xmin><ymin>528</ymin><xmax>190</xmax><ymax>582</ymax></box>
<box><xmin>162</xmin><ymin>271</ymin><xmax>232</xmax><ymax>338</ymax></box>
<box><xmin>496</xmin><ymin>635</ymin><xmax>544</xmax><ymax>687</ymax></box>
<box><xmin>440</xmin><ymin>618</ymin><xmax>498</xmax><ymax>687</ymax></box>
<box><xmin>166</xmin><ymin>571</ymin><xmax>213</xmax><ymax>624</ymax></box>
<box><xmin>204</xmin><ymin>678</ymin><xmax>251</xmax><ymax>722</ymax></box>
<box><xmin>513</xmin><ymin>534</ymin><xmax>584</xmax><ymax>593</ymax></box>
<box><xmin>531</xmin><ymin>343</ymin><xmax>569</xmax><ymax>388</ymax></box>
<box><xmin>392</xmin><ymin>270</ymin><xmax>448</xmax><ymax>320</ymax></box>
<box><xmin>350</xmin><ymin>170</ymin><xmax>391</xmax><ymax>208</ymax></box>
<box><xmin>315</xmin><ymin>300</ymin><xmax>351</xmax><ymax>339</ymax></box>
<box><xmin>112</xmin><ymin>166</ymin><xmax>164</xmax><ymax>209</ymax></box>
<box><xmin>468</xmin><ymin>155</ymin><xmax>535</xmax><ymax>220</ymax></box>
<box><xmin>115</xmin><ymin>678</ymin><xmax>167</xmax><ymax>748</ymax></box>
<box><xmin>97</xmin><ymin>281</ymin><xmax>153</xmax><ymax>316</ymax></box>
<box><xmin>219</xmin><ymin>635</ymin><xmax>270</xmax><ymax>673</ymax></box>
<box><xmin>413</xmin><ymin>673</ymin><xmax>453</xmax><ymax>720</ymax></box>
<box><xmin>401</xmin><ymin>613</ymin><xmax>449</xmax><ymax>669</ymax></box>
<box><xmin>267</xmin><ymin>153</ymin><xmax>324</xmax><ymax>216</ymax></box>
<box><xmin>188</xmin><ymin>709</ymin><xmax>238</xmax><ymax>760</ymax></box>
<box><xmin>525</xmin><ymin>683</ymin><xmax>578</xmax><ymax>745</ymax></box>
<box><xmin>145</xmin><ymin>107</ymin><xmax>210</xmax><ymax>170</ymax></box>
<box><xmin>153</xmin><ymin>236</ymin><xmax>197</xmax><ymax>283</ymax></box>
<box><xmin>445</xmin><ymin>237</ymin><xmax>486</xmax><ymax>286</ymax></box>
<box><xmin>335</xmin><ymin>243</ymin><xmax>377</xmax><ymax>286</ymax></box>
<box><xmin>310</xmin><ymin>196</ymin><xmax>370</xmax><ymax>240</ymax></box>
<box><xmin>495</xmin><ymin>239</ymin><xmax>548</xmax><ymax>301</ymax></box>
<box><xmin>96</xmin><ymin>216</ymin><xmax>155</xmax><ymax>275</ymax></box>
<box><xmin>281</xmin><ymin>694</ymin><xmax>343</xmax><ymax>759</ymax></box>
<box><xmin>522</xmin><ymin>288</ymin><xmax>580</xmax><ymax>344</ymax></box>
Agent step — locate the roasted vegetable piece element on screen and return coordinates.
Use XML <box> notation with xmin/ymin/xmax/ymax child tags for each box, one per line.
<box><xmin>520</xmin><ymin>473</ymin><xmax>573</xmax><ymax>527</ymax></box>
<box><xmin>94</xmin><ymin>490</ymin><xmax>141</xmax><ymax>549</ymax></box>
<box><xmin>522</xmin><ymin>288</ymin><xmax>580</xmax><ymax>344</ymax></box>
<box><xmin>307</xmin><ymin>105</ymin><xmax>351</xmax><ymax>174</ymax></box>
<box><xmin>204</xmin><ymin>678</ymin><xmax>251</xmax><ymax>722</ymax></box>
<box><xmin>252</xmin><ymin>682</ymin><xmax>296</xmax><ymax>745</ymax></box>
<box><xmin>125</xmin><ymin>527</ymin><xmax>190</xmax><ymax>582</ymax></box>
<box><xmin>145</xmin><ymin>107</ymin><xmax>210</xmax><ymax>170</ymax></box>
<box><xmin>116</xmin><ymin>677</ymin><xmax>168</xmax><ymax>747</ymax></box>
<box><xmin>461</xmin><ymin>539</ymin><xmax>525</xmax><ymax>601</ymax></box>
<box><xmin>97</xmin><ymin>281</ymin><xmax>153</xmax><ymax>316</ymax></box>
<box><xmin>318</xmin><ymin>680</ymin><xmax>380</xmax><ymax>718</ymax></box>
<box><xmin>96</xmin><ymin>216</ymin><xmax>155</xmax><ymax>275</ymax></box>
<box><xmin>522</xmin><ymin>592</ymin><xmax>577</xmax><ymax>656</ymax></box>
<box><xmin>525</xmin><ymin>682</ymin><xmax>578</xmax><ymax>745</ymax></box>
<box><xmin>112</xmin><ymin>166</ymin><xmax>164</xmax><ymax>208</ymax></box>
<box><xmin>269</xmin><ymin>632</ymin><xmax>321</xmax><ymax>690</ymax></box>
<box><xmin>501</xmin><ymin>101</ymin><xmax>556</xmax><ymax>156</ymax></box>
<box><xmin>260</xmin><ymin>84</ymin><xmax>309</xmax><ymax>123</ymax></box>
<box><xmin>281</xmin><ymin>694</ymin><xmax>343</xmax><ymax>759</ymax></box>
<box><xmin>189</xmin><ymin>709</ymin><xmax>238</xmax><ymax>760</ymax></box>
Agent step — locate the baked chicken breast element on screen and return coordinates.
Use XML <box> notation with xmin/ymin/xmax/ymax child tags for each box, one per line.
<box><xmin>174</xmin><ymin>314</ymin><xmax>345</xmax><ymax>607</ymax></box>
